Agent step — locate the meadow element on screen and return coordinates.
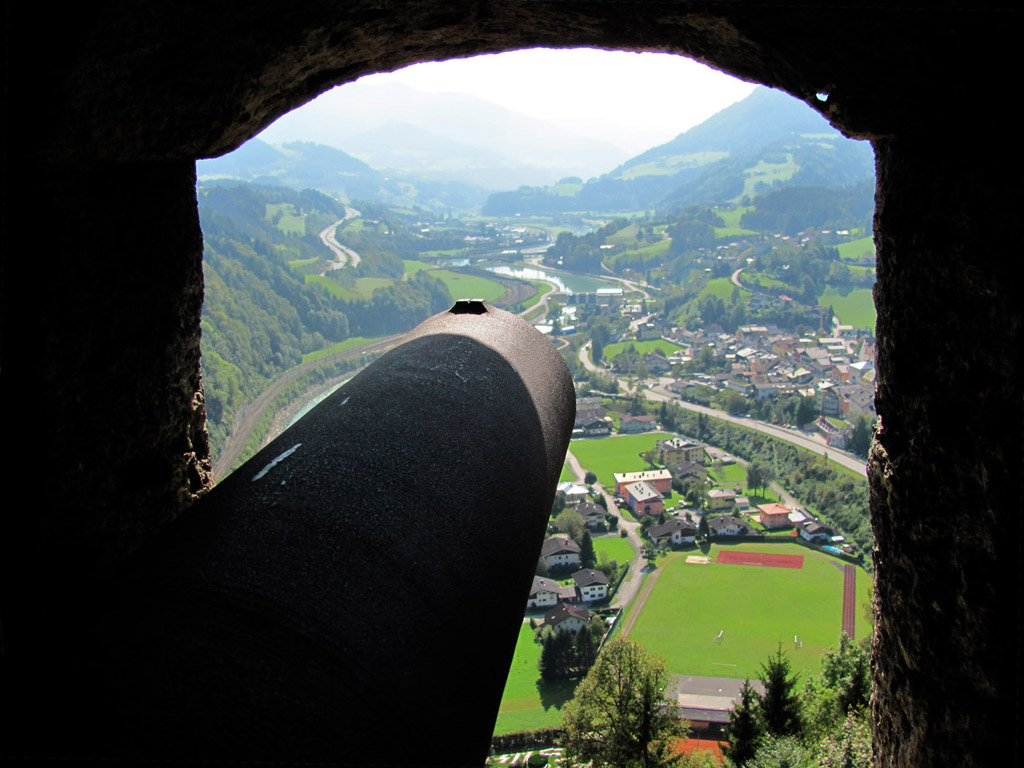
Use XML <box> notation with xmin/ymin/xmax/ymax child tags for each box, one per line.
<box><xmin>836</xmin><ymin>236</ymin><xmax>876</xmax><ymax>262</ymax></box>
<box><xmin>629</xmin><ymin>542</ymin><xmax>872</xmax><ymax>680</ymax></box>
<box><xmin>493</xmin><ymin>624</ymin><xmax>578</xmax><ymax>735</ymax></box>
<box><xmin>818</xmin><ymin>287</ymin><xmax>876</xmax><ymax>330</ymax></box>
<box><xmin>431</xmin><ymin>269</ymin><xmax>507</xmax><ymax>302</ymax></box>
<box><xmin>601</xmin><ymin>339</ymin><xmax>684</xmax><ymax>363</ymax></box>
<box><xmin>568</xmin><ymin>433</ymin><xmax>684</xmax><ymax>508</ymax></box>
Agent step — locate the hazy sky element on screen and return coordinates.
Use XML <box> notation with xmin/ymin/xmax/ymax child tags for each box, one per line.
<box><xmin>260</xmin><ymin>48</ymin><xmax>757</xmax><ymax>154</ymax></box>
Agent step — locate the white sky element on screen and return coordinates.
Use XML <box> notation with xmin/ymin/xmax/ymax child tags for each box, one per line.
<box><xmin>286</xmin><ymin>48</ymin><xmax>757</xmax><ymax>154</ymax></box>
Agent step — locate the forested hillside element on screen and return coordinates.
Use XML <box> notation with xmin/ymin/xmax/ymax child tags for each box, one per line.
<box><xmin>198</xmin><ymin>182</ymin><xmax>452</xmax><ymax>463</ymax></box>
<box><xmin>483</xmin><ymin>87</ymin><xmax>873</xmax><ymax>216</ymax></box>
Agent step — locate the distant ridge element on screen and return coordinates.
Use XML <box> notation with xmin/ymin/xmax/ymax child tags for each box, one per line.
<box><xmin>484</xmin><ymin>87</ymin><xmax>874</xmax><ymax>215</ymax></box>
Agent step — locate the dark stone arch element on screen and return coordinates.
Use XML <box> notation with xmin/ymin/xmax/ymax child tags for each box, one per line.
<box><xmin>3</xmin><ymin>3</ymin><xmax>1020</xmax><ymax>766</ymax></box>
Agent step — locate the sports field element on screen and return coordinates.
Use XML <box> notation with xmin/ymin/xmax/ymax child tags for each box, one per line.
<box><xmin>628</xmin><ymin>542</ymin><xmax>871</xmax><ymax>680</ymax></box>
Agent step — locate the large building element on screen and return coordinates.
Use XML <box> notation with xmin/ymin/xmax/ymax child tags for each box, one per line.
<box><xmin>614</xmin><ymin>469</ymin><xmax>672</xmax><ymax>497</ymax></box>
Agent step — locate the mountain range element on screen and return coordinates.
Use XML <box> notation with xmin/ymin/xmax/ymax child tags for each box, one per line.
<box><xmin>199</xmin><ymin>85</ymin><xmax>874</xmax><ymax>215</ymax></box>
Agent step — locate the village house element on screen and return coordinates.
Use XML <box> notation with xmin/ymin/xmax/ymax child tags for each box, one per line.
<box><xmin>573</xmin><ymin>569</ymin><xmax>611</xmax><ymax>602</ymax></box>
<box><xmin>526</xmin><ymin>576</ymin><xmax>561</xmax><ymax>609</ymax></box>
<box><xmin>541</xmin><ymin>536</ymin><xmax>581</xmax><ymax>569</ymax></box>
<box><xmin>576</xmin><ymin>501</ymin><xmax>609</xmax><ymax>531</ymax></box>
<box><xmin>623</xmin><ymin>480</ymin><xmax>665</xmax><ymax>517</ymax></box>
<box><xmin>669</xmin><ymin>460</ymin><xmax>708</xmax><ymax>485</ymax></box>
<box><xmin>757</xmin><ymin>503</ymin><xmax>793</xmax><ymax>530</ymax></box>
<box><xmin>648</xmin><ymin>518</ymin><xmax>698</xmax><ymax>546</ymax></box>
<box><xmin>576</xmin><ymin>417</ymin><xmax>613</xmax><ymax>437</ymax></box>
<box><xmin>709</xmin><ymin>514</ymin><xmax>748</xmax><ymax>537</ymax></box>
<box><xmin>614</xmin><ymin>469</ymin><xmax>672</xmax><ymax>496</ymax></box>
<box><xmin>657</xmin><ymin>437</ymin><xmax>706</xmax><ymax>466</ymax></box>
<box><xmin>800</xmin><ymin>519</ymin><xmax>834</xmax><ymax>543</ymax></box>
<box><xmin>555</xmin><ymin>481</ymin><xmax>590</xmax><ymax>506</ymax></box>
<box><xmin>544</xmin><ymin>603</ymin><xmax>591</xmax><ymax>634</ymax></box>
<box><xmin>707</xmin><ymin>488</ymin><xmax>737</xmax><ymax>511</ymax></box>
<box><xmin>619</xmin><ymin>414</ymin><xmax>657</xmax><ymax>433</ymax></box>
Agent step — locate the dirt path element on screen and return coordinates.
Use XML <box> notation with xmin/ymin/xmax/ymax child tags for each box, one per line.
<box><xmin>618</xmin><ymin>565</ymin><xmax>663</xmax><ymax>637</ymax></box>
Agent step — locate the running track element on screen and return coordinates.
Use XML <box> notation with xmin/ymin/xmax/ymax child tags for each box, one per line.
<box><xmin>841</xmin><ymin>564</ymin><xmax>856</xmax><ymax>640</ymax></box>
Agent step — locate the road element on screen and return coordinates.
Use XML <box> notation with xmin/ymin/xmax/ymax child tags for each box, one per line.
<box><xmin>318</xmin><ymin>206</ymin><xmax>362</xmax><ymax>269</ymax></box>
<box><xmin>577</xmin><ymin>340</ymin><xmax>867</xmax><ymax>477</ymax></box>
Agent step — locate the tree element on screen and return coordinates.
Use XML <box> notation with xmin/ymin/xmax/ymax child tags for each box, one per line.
<box><xmin>580</xmin><ymin>529</ymin><xmax>598</xmax><ymax>569</ymax></box>
<box><xmin>555</xmin><ymin>509</ymin><xmax>585</xmax><ymax>542</ymax></box>
<box><xmin>746</xmin><ymin>464</ymin><xmax>764</xmax><ymax>499</ymax></box>
<box><xmin>802</xmin><ymin>633</ymin><xmax>871</xmax><ymax>742</ymax></box>
<box><xmin>758</xmin><ymin>644</ymin><xmax>802</xmax><ymax>738</ymax></box>
<box><xmin>698</xmin><ymin>514</ymin><xmax>710</xmax><ymax>542</ymax></box>
<box><xmin>642</xmin><ymin>543</ymin><xmax>659</xmax><ymax>569</ymax></box>
<box><xmin>848</xmin><ymin>415</ymin><xmax>872</xmax><ymax>457</ymax></box>
<box><xmin>817</xmin><ymin>710</ymin><xmax>872</xmax><ymax>768</ymax></box>
<box><xmin>722</xmin><ymin>679</ymin><xmax>762</xmax><ymax>767</ymax></box>
<box><xmin>585</xmin><ymin>470</ymin><xmax>598</xmax><ymax>485</ymax></box>
<box><xmin>746</xmin><ymin>735</ymin><xmax>807</xmax><ymax>768</ymax></box>
<box><xmin>562</xmin><ymin>638</ymin><xmax>688</xmax><ymax>768</ymax></box>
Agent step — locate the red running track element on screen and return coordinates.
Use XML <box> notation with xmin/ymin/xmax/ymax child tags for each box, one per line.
<box><xmin>841</xmin><ymin>564</ymin><xmax>856</xmax><ymax>640</ymax></box>
<box><xmin>716</xmin><ymin>550</ymin><xmax>804</xmax><ymax>569</ymax></box>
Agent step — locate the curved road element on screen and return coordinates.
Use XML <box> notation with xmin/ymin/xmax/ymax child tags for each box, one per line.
<box><xmin>318</xmin><ymin>206</ymin><xmax>362</xmax><ymax>269</ymax></box>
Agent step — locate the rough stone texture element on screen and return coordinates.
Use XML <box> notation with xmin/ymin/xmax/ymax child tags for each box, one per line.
<box><xmin>870</xmin><ymin>135</ymin><xmax>1021</xmax><ymax>767</ymax></box>
<box><xmin>3</xmin><ymin>2</ymin><xmax>1021</xmax><ymax>765</ymax></box>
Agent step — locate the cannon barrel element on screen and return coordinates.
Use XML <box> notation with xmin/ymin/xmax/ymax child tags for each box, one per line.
<box><xmin>11</xmin><ymin>301</ymin><xmax>575</xmax><ymax>764</ymax></box>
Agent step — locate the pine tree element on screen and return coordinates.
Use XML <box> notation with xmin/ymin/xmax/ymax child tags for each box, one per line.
<box><xmin>723</xmin><ymin>679</ymin><xmax>762</xmax><ymax>767</ymax></box>
<box><xmin>758</xmin><ymin>644</ymin><xmax>803</xmax><ymax>738</ymax></box>
<box><xmin>580</xmin><ymin>529</ymin><xmax>597</xmax><ymax>569</ymax></box>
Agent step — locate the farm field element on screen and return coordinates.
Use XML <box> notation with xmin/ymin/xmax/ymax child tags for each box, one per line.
<box><xmin>601</xmin><ymin>339</ymin><xmax>684</xmax><ymax>363</ymax></box>
<box><xmin>628</xmin><ymin>542</ymin><xmax>872</xmax><ymax>680</ymax></box>
<box><xmin>818</xmin><ymin>287</ymin><xmax>876</xmax><ymax>331</ymax></box>
<box><xmin>837</xmin><ymin>236</ymin><xmax>875</xmax><ymax>262</ymax></box>
<box><xmin>301</xmin><ymin>336</ymin><xmax>379</xmax><ymax>364</ymax></box>
<box><xmin>432</xmin><ymin>269</ymin><xmax>507</xmax><ymax>302</ymax></box>
<box><xmin>699</xmin><ymin>277</ymin><xmax>750</xmax><ymax>301</ymax></box>
<box><xmin>493</xmin><ymin>624</ymin><xmax>578</xmax><ymax>735</ymax></box>
<box><xmin>568</xmin><ymin>433</ymin><xmax>672</xmax><ymax>489</ymax></box>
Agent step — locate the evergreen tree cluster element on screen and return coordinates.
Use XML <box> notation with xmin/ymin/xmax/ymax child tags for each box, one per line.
<box><xmin>537</xmin><ymin>622</ymin><xmax>602</xmax><ymax>683</ymax></box>
<box><xmin>724</xmin><ymin>638</ymin><xmax>871</xmax><ymax>768</ymax></box>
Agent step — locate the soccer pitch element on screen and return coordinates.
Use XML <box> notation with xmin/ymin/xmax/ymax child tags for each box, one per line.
<box><xmin>627</xmin><ymin>542</ymin><xmax>872</xmax><ymax>680</ymax></box>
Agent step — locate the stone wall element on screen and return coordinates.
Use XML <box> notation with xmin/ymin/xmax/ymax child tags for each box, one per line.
<box><xmin>3</xmin><ymin>3</ymin><xmax>1020</xmax><ymax>765</ymax></box>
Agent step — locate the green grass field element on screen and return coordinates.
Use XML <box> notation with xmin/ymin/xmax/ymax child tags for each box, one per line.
<box><xmin>494</xmin><ymin>624</ymin><xmax>578</xmax><ymax>735</ymax></box>
<box><xmin>591</xmin><ymin>532</ymin><xmax>635</xmax><ymax>565</ymax></box>
<box><xmin>699</xmin><ymin>277</ymin><xmax>749</xmax><ymax>302</ymax></box>
<box><xmin>602</xmin><ymin>339</ymin><xmax>684</xmax><ymax>363</ymax></box>
<box><xmin>629</xmin><ymin>543</ymin><xmax>872</xmax><ymax>680</ymax></box>
<box><xmin>266</xmin><ymin>203</ymin><xmax>305</xmax><ymax>235</ymax></box>
<box><xmin>568</xmin><ymin>433</ymin><xmax>684</xmax><ymax>508</ymax></box>
<box><xmin>301</xmin><ymin>336</ymin><xmax>379</xmax><ymax>365</ymax></box>
<box><xmin>303</xmin><ymin>274</ymin><xmax>395</xmax><ymax>300</ymax></box>
<box><xmin>715</xmin><ymin>207</ymin><xmax>757</xmax><ymax>237</ymax></box>
<box><xmin>432</xmin><ymin>270</ymin><xmax>507</xmax><ymax>302</ymax></box>
<box><xmin>521</xmin><ymin>281</ymin><xmax>553</xmax><ymax>310</ymax></box>
<box><xmin>818</xmin><ymin>287</ymin><xmax>876</xmax><ymax>331</ymax></box>
<box><xmin>402</xmin><ymin>259</ymin><xmax>433</xmax><ymax>276</ymax></box>
<box><xmin>837</xmin><ymin>236</ymin><xmax>876</xmax><ymax>262</ymax></box>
